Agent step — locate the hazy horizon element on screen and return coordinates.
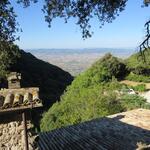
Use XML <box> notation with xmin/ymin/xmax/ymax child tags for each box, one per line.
<box><xmin>25</xmin><ymin>47</ymin><xmax>135</xmax><ymax>50</ymax></box>
<box><xmin>26</xmin><ymin>48</ymin><xmax>136</xmax><ymax>75</ymax></box>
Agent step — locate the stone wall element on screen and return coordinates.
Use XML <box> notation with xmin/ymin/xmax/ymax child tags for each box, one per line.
<box><xmin>0</xmin><ymin>113</ymin><xmax>38</xmax><ymax>150</ymax></box>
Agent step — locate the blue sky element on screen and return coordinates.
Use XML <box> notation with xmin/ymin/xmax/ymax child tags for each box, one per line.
<box><xmin>12</xmin><ymin>0</ymin><xmax>150</xmax><ymax>49</ymax></box>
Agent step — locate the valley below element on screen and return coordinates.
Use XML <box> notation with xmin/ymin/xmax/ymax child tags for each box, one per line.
<box><xmin>26</xmin><ymin>48</ymin><xmax>134</xmax><ymax>75</ymax></box>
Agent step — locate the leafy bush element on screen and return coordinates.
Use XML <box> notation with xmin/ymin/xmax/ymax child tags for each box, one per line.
<box><xmin>40</xmin><ymin>87</ymin><xmax>124</xmax><ymax>131</ymax></box>
<box><xmin>121</xmin><ymin>94</ymin><xmax>148</xmax><ymax>110</ymax></box>
<box><xmin>92</xmin><ymin>53</ymin><xmax>127</xmax><ymax>79</ymax></box>
<box><xmin>0</xmin><ymin>43</ymin><xmax>20</xmax><ymax>77</ymax></box>
<box><xmin>126</xmin><ymin>50</ymin><xmax>150</xmax><ymax>73</ymax></box>
<box><xmin>126</xmin><ymin>49</ymin><xmax>150</xmax><ymax>82</ymax></box>
<box><xmin>126</xmin><ymin>72</ymin><xmax>150</xmax><ymax>83</ymax></box>
<box><xmin>143</xmin><ymin>104</ymin><xmax>150</xmax><ymax>109</ymax></box>
<box><xmin>41</xmin><ymin>82</ymin><xmax>150</xmax><ymax>131</ymax></box>
<box><xmin>40</xmin><ymin>54</ymin><xmax>149</xmax><ymax>131</ymax></box>
<box><xmin>41</xmin><ymin>54</ymin><xmax>138</xmax><ymax>130</ymax></box>
<box><xmin>132</xmin><ymin>84</ymin><xmax>146</xmax><ymax>92</ymax></box>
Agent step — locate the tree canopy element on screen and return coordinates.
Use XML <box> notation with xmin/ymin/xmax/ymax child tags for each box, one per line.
<box><xmin>0</xmin><ymin>0</ymin><xmax>149</xmax><ymax>40</ymax></box>
<box><xmin>0</xmin><ymin>1</ymin><xmax>20</xmax><ymax>77</ymax></box>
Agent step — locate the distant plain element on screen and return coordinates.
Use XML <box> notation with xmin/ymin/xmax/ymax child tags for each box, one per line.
<box><xmin>26</xmin><ymin>48</ymin><xmax>135</xmax><ymax>76</ymax></box>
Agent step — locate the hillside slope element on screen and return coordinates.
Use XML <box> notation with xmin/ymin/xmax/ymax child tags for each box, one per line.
<box><xmin>41</xmin><ymin>54</ymin><xmax>150</xmax><ymax>131</ymax></box>
<box><xmin>126</xmin><ymin>49</ymin><xmax>150</xmax><ymax>82</ymax></box>
<box><xmin>10</xmin><ymin>50</ymin><xmax>73</xmax><ymax>109</ymax></box>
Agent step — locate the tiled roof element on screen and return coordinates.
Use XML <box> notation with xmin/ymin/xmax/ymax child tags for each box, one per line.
<box><xmin>0</xmin><ymin>87</ymin><xmax>42</xmax><ymax>113</ymax></box>
<box><xmin>38</xmin><ymin>109</ymin><xmax>150</xmax><ymax>150</ymax></box>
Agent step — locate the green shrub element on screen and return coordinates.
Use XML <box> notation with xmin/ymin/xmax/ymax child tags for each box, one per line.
<box><xmin>126</xmin><ymin>49</ymin><xmax>150</xmax><ymax>76</ymax></box>
<box><xmin>126</xmin><ymin>72</ymin><xmax>150</xmax><ymax>83</ymax></box>
<box><xmin>132</xmin><ymin>84</ymin><xmax>146</xmax><ymax>92</ymax></box>
<box><xmin>120</xmin><ymin>94</ymin><xmax>147</xmax><ymax>110</ymax></box>
<box><xmin>142</xmin><ymin>104</ymin><xmax>150</xmax><ymax>109</ymax></box>
<box><xmin>40</xmin><ymin>88</ymin><xmax>124</xmax><ymax>131</ymax></box>
<box><xmin>125</xmin><ymin>49</ymin><xmax>150</xmax><ymax>82</ymax></box>
<box><xmin>40</xmin><ymin>54</ymin><xmax>150</xmax><ymax>132</ymax></box>
<box><xmin>0</xmin><ymin>44</ymin><xmax>20</xmax><ymax>77</ymax></box>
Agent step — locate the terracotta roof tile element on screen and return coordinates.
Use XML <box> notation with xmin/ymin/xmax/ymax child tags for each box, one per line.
<box><xmin>0</xmin><ymin>88</ymin><xmax>42</xmax><ymax>113</ymax></box>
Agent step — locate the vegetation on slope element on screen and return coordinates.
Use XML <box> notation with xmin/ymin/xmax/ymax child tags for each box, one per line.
<box><xmin>41</xmin><ymin>54</ymin><xmax>150</xmax><ymax>131</ymax></box>
<box><xmin>0</xmin><ymin>44</ymin><xmax>20</xmax><ymax>78</ymax></box>
<box><xmin>126</xmin><ymin>49</ymin><xmax>150</xmax><ymax>82</ymax></box>
<box><xmin>9</xmin><ymin>50</ymin><xmax>73</xmax><ymax>109</ymax></box>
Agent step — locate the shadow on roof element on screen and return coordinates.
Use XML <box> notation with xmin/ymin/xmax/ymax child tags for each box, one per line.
<box><xmin>38</xmin><ymin>112</ymin><xmax>150</xmax><ymax>150</ymax></box>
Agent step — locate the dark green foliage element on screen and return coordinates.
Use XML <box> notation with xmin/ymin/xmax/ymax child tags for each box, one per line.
<box><xmin>0</xmin><ymin>0</ymin><xmax>21</xmax><ymax>77</ymax></box>
<box><xmin>126</xmin><ymin>49</ymin><xmax>150</xmax><ymax>75</ymax></box>
<box><xmin>121</xmin><ymin>94</ymin><xmax>149</xmax><ymax>110</ymax></box>
<box><xmin>40</xmin><ymin>54</ymin><xmax>148</xmax><ymax>131</ymax></box>
<box><xmin>40</xmin><ymin>84</ymin><xmax>124</xmax><ymax>131</ymax></box>
<box><xmin>0</xmin><ymin>1</ymin><xmax>18</xmax><ymax>42</ymax></box>
<box><xmin>0</xmin><ymin>43</ymin><xmax>20</xmax><ymax>78</ymax></box>
<box><xmin>41</xmin><ymin>79</ymin><xmax>147</xmax><ymax>131</ymax></box>
<box><xmin>92</xmin><ymin>53</ymin><xmax>127</xmax><ymax>79</ymax></box>
<box><xmin>142</xmin><ymin>103</ymin><xmax>150</xmax><ymax>109</ymax></box>
<box><xmin>126</xmin><ymin>50</ymin><xmax>150</xmax><ymax>82</ymax></box>
<box><xmin>139</xmin><ymin>20</ymin><xmax>150</xmax><ymax>52</ymax></box>
<box><xmin>43</xmin><ymin>0</ymin><xmax>127</xmax><ymax>38</ymax></box>
<box><xmin>64</xmin><ymin>54</ymin><xmax>127</xmax><ymax>90</ymax></box>
<box><xmin>132</xmin><ymin>84</ymin><xmax>146</xmax><ymax>92</ymax></box>
<box><xmin>15</xmin><ymin>0</ymin><xmax>150</xmax><ymax>41</ymax></box>
<box><xmin>10</xmin><ymin>50</ymin><xmax>73</xmax><ymax>109</ymax></box>
<box><xmin>1</xmin><ymin>0</ymin><xmax>149</xmax><ymax>40</ymax></box>
<box><xmin>5</xmin><ymin>0</ymin><xmax>127</xmax><ymax>39</ymax></box>
<box><xmin>126</xmin><ymin>73</ymin><xmax>150</xmax><ymax>82</ymax></box>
